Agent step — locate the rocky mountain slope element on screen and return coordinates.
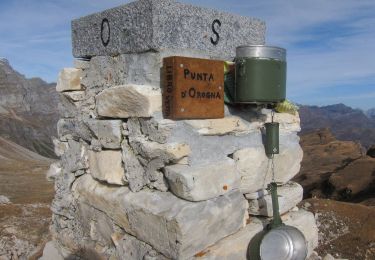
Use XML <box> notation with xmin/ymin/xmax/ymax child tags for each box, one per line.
<box><xmin>299</xmin><ymin>104</ymin><xmax>375</xmax><ymax>149</ymax></box>
<box><xmin>294</xmin><ymin>128</ymin><xmax>375</xmax><ymax>203</ymax></box>
<box><xmin>366</xmin><ymin>108</ymin><xmax>375</xmax><ymax>120</ymax></box>
<box><xmin>0</xmin><ymin>137</ymin><xmax>54</xmax><ymax>259</ymax></box>
<box><xmin>302</xmin><ymin>198</ymin><xmax>375</xmax><ymax>260</ymax></box>
<box><xmin>0</xmin><ymin>58</ymin><xmax>58</xmax><ymax>157</ymax></box>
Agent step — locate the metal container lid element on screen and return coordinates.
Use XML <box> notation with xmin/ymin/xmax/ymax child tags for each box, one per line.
<box><xmin>236</xmin><ymin>45</ymin><xmax>286</xmax><ymax>61</ymax></box>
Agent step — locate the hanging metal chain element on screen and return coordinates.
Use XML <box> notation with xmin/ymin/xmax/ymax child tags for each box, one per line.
<box><xmin>271</xmin><ymin>155</ymin><xmax>275</xmax><ymax>182</ymax></box>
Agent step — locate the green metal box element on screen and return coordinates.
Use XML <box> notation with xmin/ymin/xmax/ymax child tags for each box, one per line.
<box><xmin>265</xmin><ymin>122</ymin><xmax>279</xmax><ymax>156</ymax></box>
<box><xmin>234</xmin><ymin>45</ymin><xmax>286</xmax><ymax>104</ymax></box>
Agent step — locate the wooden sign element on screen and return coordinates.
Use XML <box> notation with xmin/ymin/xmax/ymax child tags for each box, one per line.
<box><xmin>163</xmin><ymin>56</ymin><xmax>224</xmax><ymax>119</ymax></box>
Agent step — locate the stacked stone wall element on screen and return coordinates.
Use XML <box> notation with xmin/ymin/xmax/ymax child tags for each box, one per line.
<box><xmin>48</xmin><ymin>0</ymin><xmax>318</xmax><ymax>259</ymax></box>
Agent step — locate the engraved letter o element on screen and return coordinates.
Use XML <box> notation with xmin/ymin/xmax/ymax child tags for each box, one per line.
<box><xmin>101</xmin><ymin>18</ymin><xmax>110</xmax><ymax>47</ymax></box>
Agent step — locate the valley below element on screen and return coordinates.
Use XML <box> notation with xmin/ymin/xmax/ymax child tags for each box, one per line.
<box><xmin>0</xmin><ymin>137</ymin><xmax>55</xmax><ymax>259</ymax></box>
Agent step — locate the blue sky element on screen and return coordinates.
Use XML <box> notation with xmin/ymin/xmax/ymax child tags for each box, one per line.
<box><xmin>0</xmin><ymin>0</ymin><xmax>374</xmax><ymax>110</ymax></box>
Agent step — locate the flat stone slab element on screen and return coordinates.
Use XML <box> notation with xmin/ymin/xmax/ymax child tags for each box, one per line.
<box><xmin>247</xmin><ymin>181</ymin><xmax>303</xmax><ymax>217</ymax></box>
<box><xmin>165</xmin><ymin>158</ymin><xmax>240</xmax><ymax>201</ymax></box>
<box><xmin>72</xmin><ymin>174</ymin><xmax>248</xmax><ymax>259</ymax></box>
<box><xmin>88</xmin><ymin>150</ymin><xmax>125</xmax><ymax>185</ymax></box>
<box><xmin>72</xmin><ymin>0</ymin><xmax>265</xmax><ymax>58</ymax></box>
<box><xmin>194</xmin><ymin>209</ymin><xmax>318</xmax><ymax>260</ymax></box>
<box><xmin>96</xmin><ymin>85</ymin><xmax>162</xmax><ymax>118</ymax></box>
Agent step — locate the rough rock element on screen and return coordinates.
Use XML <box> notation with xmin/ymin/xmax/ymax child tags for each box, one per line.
<box><xmin>96</xmin><ymin>85</ymin><xmax>162</xmax><ymax>118</ymax></box>
<box><xmin>80</xmin><ymin>50</ymin><xmax>214</xmax><ymax>88</ymax></box>
<box><xmin>147</xmin><ymin>170</ymin><xmax>169</xmax><ymax>192</ymax></box>
<box><xmin>185</xmin><ymin>116</ymin><xmax>259</xmax><ymax>136</ymax></box>
<box><xmin>85</xmin><ymin>119</ymin><xmax>122</xmax><ymax>149</ymax></box>
<box><xmin>121</xmin><ymin>140</ymin><xmax>148</xmax><ymax>192</ymax></box>
<box><xmin>262</xmin><ymin>109</ymin><xmax>301</xmax><ymax>132</ymax></box>
<box><xmin>247</xmin><ymin>182</ymin><xmax>303</xmax><ymax>216</ymax></box>
<box><xmin>57</xmin><ymin>118</ymin><xmax>92</xmax><ymax>142</ymax></box>
<box><xmin>293</xmin><ymin>129</ymin><xmax>363</xmax><ymax>197</ymax></box>
<box><xmin>139</xmin><ymin>117</ymin><xmax>176</xmax><ymax>144</ymax></box>
<box><xmin>196</xmin><ymin>209</ymin><xmax>318</xmax><ymax>259</ymax></box>
<box><xmin>58</xmin><ymin>93</ymin><xmax>79</xmax><ymax>118</ymax></box>
<box><xmin>52</xmin><ymin>138</ymin><xmax>68</xmax><ymax>157</ymax></box>
<box><xmin>61</xmin><ymin>139</ymin><xmax>89</xmax><ymax>172</ymax></box>
<box><xmin>131</xmin><ymin>137</ymin><xmax>191</xmax><ymax>162</ymax></box>
<box><xmin>233</xmin><ymin>134</ymin><xmax>303</xmax><ymax>194</ymax></box>
<box><xmin>63</xmin><ymin>90</ymin><xmax>86</xmax><ymax>101</ymax></box>
<box><xmin>88</xmin><ymin>150</ymin><xmax>125</xmax><ymax>185</ymax></box>
<box><xmin>168</xmin><ymin>123</ymin><xmax>263</xmax><ymax>166</ymax></box>
<box><xmin>71</xmin><ymin>0</ymin><xmax>265</xmax><ymax>58</ymax></box>
<box><xmin>164</xmin><ymin>158</ymin><xmax>240</xmax><ymax>201</ymax></box>
<box><xmin>114</xmin><ymin>233</ymin><xmax>168</xmax><ymax>260</ymax></box>
<box><xmin>0</xmin><ymin>195</ymin><xmax>10</xmax><ymax>204</ymax></box>
<box><xmin>244</xmin><ymin>189</ymin><xmax>269</xmax><ymax>200</ymax></box>
<box><xmin>192</xmin><ymin>217</ymin><xmax>264</xmax><ymax>260</ymax></box>
<box><xmin>39</xmin><ymin>241</ymin><xmax>64</xmax><ymax>260</ymax></box>
<box><xmin>72</xmin><ymin>174</ymin><xmax>248</xmax><ymax>259</ymax></box>
<box><xmin>74</xmin><ymin>59</ymin><xmax>90</xmax><ymax>70</ymax></box>
<box><xmin>233</xmin><ymin>145</ymin><xmax>268</xmax><ymax>193</ymax></box>
<box><xmin>56</xmin><ymin>68</ymin><xmax>82</xmax><ymax>92</ymax></box>
<box><xmin>46</xmin><ymin>161</ymin><xmax>62</xmax><ymax>181</ymax></box>
<box><xmin>329</xmin><ymin>157</ymin><xmax>375</xmax><ymax>199</ymax></box>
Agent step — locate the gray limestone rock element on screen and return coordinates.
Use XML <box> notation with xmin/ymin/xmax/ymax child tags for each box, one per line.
<box><xmin>127</xmin><ymin>118</ymin><xmax>143</xmax><ymax>137</ymax></box>
<box><xmin>81</xmin><ymin>49</ymin><xmax>215</xmax><ymax>89</ymax></box>
<box><xmin>85</xmin><ymin>119</ymin><xmax>122</xmax><ymax>149</ymax></box>
<box><xmin>130</xmin><ymin>137</ymin><xmax>190</xmax><ymax>163</ymax></box>
<box><xmin>121</xmin><ymin>139</ymin><xmax>148</xmax><ymax>192</ymax></box>
<box><xmin>52</xmin><ymin>138</ymin><xmax>68</xmax><ymax>157</ymax></box>
<box><xmin>39</xmin><ymin>241</ymin><xmax>64</xmax><ymax>260</ymax></box>
<box><xmin>88</xmin><ymin>150</ymin><xmax>125</xmax><ymax>185</ymax></box>
<box><xmin>185</xmin><ymin>116</ymin><xmax>260</xmax><ymax>136</ymax></box>
<box><xmin>56</xmin><ymin>68</ymin><xmax>83</xmax><ymax>92</ymax></box>
<box><xmin>114</xmin><ymin>233</ymin><xmax>168</xmax><ymax>260</ymax></box>
<box><xmin>147</xmin><ymin>170</ymin><xmax>169</xmax><ymax>192</ymax></box>
<box><xmin>57</xmin><ymin>118</ymin><xmax>92</xmax><ymax>142</ymax></box>
<box><xmin>46</xmin><ymin>162</ymin><xmax>62</xmax><ymax>181</ymax></box>
<box><xmin>61</xmin><ymin>139</ymin><xmax>89</xmax><ymax>173</ymax></box>
<box><xmin>247</xmin><ymin>181</ymin><xmax>303</xmax><ymax>217</ymax></box>
<box><xmin>0</xmin><ymin>195</ymin><xmax>10</xmax><ymax>204</ymax></box>
<box><xmin>63</xmin><ymin>90</ymin><xmax>86</xmax><ymax>101</ymax></box>
<box><xmin>168</xmin><ymin>120</ymin><xmax>263</xmax><ymax>166</ymax></box>
<box><xmin>72</xmin><ymin>174</ymin><xmax>248</xmax><ymax>259</ymax></box>
<box><xmin>195</xmin><ymin>209</ymin><xmax>318</xmax><ymax>260</ymax></box>
<box><xmin>164</xmin><ymin>158</ymin><xmax>240</xmax><ymax>201</ymax></box>
<box><xmin>261</xmin><ymin>108</ymin><xmax>301</xmax><ymax>133</ymax></box>
<box><xmin>74</xmin><ymin>59</ymin><xmax>90</xmax><ymax>70</ymax></box>
<box><xmin>58</xmin><ymin>93</ymin><xmax>79</xmax><ymax>118</ymax></box>
<box><xmin>72</xmin><ymin>0</ymin><xmax>265</xmax><ymax>59</ymax></box>
<box><xmin>139</xmin><ymin>117</ymin><xmax>176</xmax><ymax>144</ymax></box>
<box><xmin>233</xmin><ymin>132</ymin><xmax>303</xmax><ymax>194</ymax></box>
<box><xmin>96</xmin><ymin>85</ymin><xmax>162</xmax><ymax>118</ymax></box>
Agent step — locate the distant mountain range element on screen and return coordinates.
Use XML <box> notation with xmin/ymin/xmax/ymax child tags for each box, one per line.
<box><xmin>299</xmin><ymin>104</ymin><xmax>375</xmax><ymax>148</ymax></box>
<box><xmin>0</xmin><ymin>58</ymin><xmax>58</xmax><ymax>157</ymax></box>
<box><xmin>366</xmin><ymin>108</ymin><xmax>375</xmax><ymax>120</ymax></box>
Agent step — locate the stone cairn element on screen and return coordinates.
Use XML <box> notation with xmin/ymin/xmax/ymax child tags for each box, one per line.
<box><xmin>50</xmin><ymin>0</ymin><xmax>318</xmax><ymax>259</ymax></box>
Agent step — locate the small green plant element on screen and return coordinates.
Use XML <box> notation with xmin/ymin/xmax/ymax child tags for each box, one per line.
<box><xmin>274</xmin><ymin>100</ymin><xmax>299</xmax><ymax>115</ymax></box>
